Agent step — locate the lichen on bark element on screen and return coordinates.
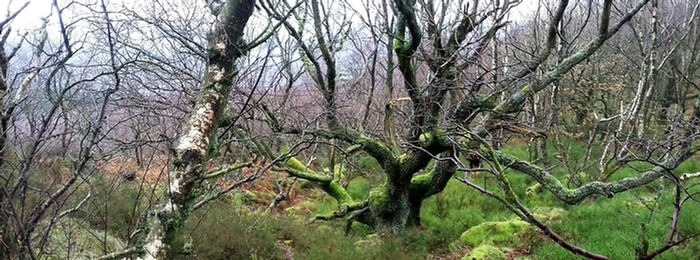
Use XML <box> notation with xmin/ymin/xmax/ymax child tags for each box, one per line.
<box><xmin>138</xmin><ymin>0</ymin><xmax>256</xmax><ymax>258</ymax></box>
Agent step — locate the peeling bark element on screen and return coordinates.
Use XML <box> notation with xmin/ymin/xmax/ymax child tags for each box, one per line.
<box><xmin>138</xmin><ymin>0</ymin><xmax>255</xmax><ymax>258</ymax></box>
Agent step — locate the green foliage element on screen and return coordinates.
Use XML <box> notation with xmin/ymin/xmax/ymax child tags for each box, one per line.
<box><xmin>530</xmin><ymin>190</ymin><xmax>700</xmax><ymax>259</ymax></box>
<box><xmin>530</xmin><ymin>207</ymin><xmax>566</xmax><ymax>222</ymax></box>
<box><xmin>31</xmin><ymin>137</ymin><xmax>700</xmax><ymax>259</ymax></box>
<box><xmin>175</xmin><ymin>200</ymin><xmax>421</xmax><ymax>259</ymax></box>
<box><xmin>357</xmin><ymin>155</ymin><xmax>381</xmax><ymax>173</ymax></box>
<box><xmin>177</xmin><ymin>203</ymin><xmax>284</xmax><ymax>259</ymax></box>
<box><xmin>77</xmin><ymin>177</ymin><xmax>151</xmax><ymax>240</ymax></box>
<box><xmin>39</xmin><ymin>218</ymin><xmax>125</xmax><ymax>259</ymax></box>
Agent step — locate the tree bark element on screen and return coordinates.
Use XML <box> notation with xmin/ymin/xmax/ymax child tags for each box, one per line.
<box><xmin>139</xmin><ymin>1</ymin><xmax>255</xmax><ymax>258</ymax></box>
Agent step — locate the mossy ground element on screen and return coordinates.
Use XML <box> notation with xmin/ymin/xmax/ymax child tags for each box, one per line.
<box><xmin>33</xmin><ymin>137</ymin><xmax>700</xmax><ymax>259</ymax></box>
<box><xmin>463</xmin><ymin>244</ymin><xmax>506</xmax><ymax>260</ymax></box>
<box><xmin>459</xmin><ymin>220</ymin><xmax>532</xmax><ymax>247</ymax></box>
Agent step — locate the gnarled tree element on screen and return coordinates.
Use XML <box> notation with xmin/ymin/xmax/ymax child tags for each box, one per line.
<box><xmin>247</xmin><ymin>2</ymin><xmax>700</xmax><ymax>256</ymax></box>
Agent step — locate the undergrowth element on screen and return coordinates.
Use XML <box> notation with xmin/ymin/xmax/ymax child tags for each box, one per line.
<box><xmin>32</xmin><ymin>136</ymin><xmax>700</xmax><ymax>259</ymax></box>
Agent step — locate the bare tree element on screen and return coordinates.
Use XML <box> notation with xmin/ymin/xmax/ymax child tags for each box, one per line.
<box><xmin>134</xmin><ymin>0</ymin><xmax>266</xmax><ymax>258</ymax></box>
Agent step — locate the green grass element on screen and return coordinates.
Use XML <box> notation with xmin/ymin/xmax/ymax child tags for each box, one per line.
<box><xmin>34</xmin><ymin>136</ymin><xmax>700</xmax><ymax>259</ymax></box>
<box><xmin>295</xmin><ymin>135</ymin><xmax>700</xmax><ymax>259</ymax></box>
<box><xmin>177</xmin><ymin>200</ymin><xmax>422</xmax><ymax>259</ymax></box>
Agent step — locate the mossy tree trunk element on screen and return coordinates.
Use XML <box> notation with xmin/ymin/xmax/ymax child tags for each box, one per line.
<box><xmin>260</xmin><ymin>0</ymin><xmax>508</xmax><ymax>234</ymax></box>
<box><xmin>259</xmin><ymin>0</ymin><xmax>656</xmax><ymax>238</ymax></box>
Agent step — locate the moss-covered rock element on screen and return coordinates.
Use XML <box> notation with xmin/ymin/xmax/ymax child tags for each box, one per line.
<box><xmin>358</xmin><ymin>155</ymin><xmax>380</xmax><ymax>171</ymax></box>
<box><xmin>530</xmin><ymin>207</ymin><xmax>566</xmax><ymax>222</ymax></box>
<box><xmin>462</xmin><ymin>244</ymin><xmax>506</xmax><ymax>260</ymax></box>
<box><xmin>460</xmin><ymin>220</ymin><xmax>532</xmax><ymax>247</ymax></box>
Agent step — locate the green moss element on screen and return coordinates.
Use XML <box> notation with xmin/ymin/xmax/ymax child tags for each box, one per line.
<box><xmin>462</xmin><ymin>244</ymin><xmax>506</xmax><ymax>260</ymax></box>
<box><xmin>368</xmin><ymin>186</ymin><xmax>390</xmax><ymax>210</ymax></box>
<box><xmin>398</xmin><ymin>153</ymin><xmax>408</xmax><ymax>164</ymax></box>
<box><xmin>411</xmin><ymin>174</ymin><xmax>431</xmax><ymax>187</ymax></box>
<box><xmin>279</xmin><ymin>145</ymin><xmax>292</xmax><ymax>154</ymax></box>
<box><xmin>525</xmin><ymin>183</ymin><xmax>543</xmax><ymax>196</ymax></box>
<box><xmin>323</xmin><ymin>164</ymin><xmax>347</xmax><ymax>179</ymax></box>
<box><xmin>284</xmin><ymin>201</ymin><xmax>316</xmax><ymax>215</ymax></box>
<box><xmin>460</xmin><ymin>220</ymin><xmax>532</xmax><ymax>247</ymax></box>
<box><xmin>358</xmin><ymin>155</ymin><xmax>380</xmax><ymax>171</ymax></box>
<box><xmin>418</xmin><ymin>131</ymin><xmax>448</xmax><ymax>147</ymax></box>
<box><xmin>232</xmin><ymin>190</ymin><xmax>255</xmax><ymax>207</ymax></box>
<box><xmin>347</xmin><ymin>177</ymin><xmax>373</xmax><ymax>200</ymax></box>
<box><xmin>325</xmin><ymin>180</ymin><xmax>355</xmax><ymax>205</ymax></box>
<box><xmin>284</xmin><ymin>157</ymin><xmax>309</xmax><ymax>171</ymax></box>
<box><xmin>530</xmin><ymin>207</ymin><xmax>566</xmax><ymax>222</ymax></box>
<box><xmin>419</xmin><ymin>132</ymin><xmax>434</xmax><ymax>143</ymax></box>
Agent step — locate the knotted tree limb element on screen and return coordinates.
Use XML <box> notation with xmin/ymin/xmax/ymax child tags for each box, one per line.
<box><xmin>284</xmin><ymin>127</ymin><xmax>397</xmax><ymax>167</ymax></box>
<box><xmin>281</xmin><ymin>157</ymin><xmax>355</xmax><ymax>205</ymax></box>
<box><xmin>275</xmin><ymin>152</ymin><xmax>373</xmax><ymax>228</ymax></box>
<box><xmin>491</xmin><ymin>149</ymin><xmax>691</xmax><ymax>205</ymax></box>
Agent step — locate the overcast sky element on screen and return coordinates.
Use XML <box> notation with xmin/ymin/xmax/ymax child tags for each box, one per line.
<box><xmin>2</xmin><ymin>0</ymin><xmax>539</xmax><ymax>31</ymax></box>
<box><xmin>2</xmin><ymin>0</ymin><xmax>52</xmax><ymax>30</ymax></box>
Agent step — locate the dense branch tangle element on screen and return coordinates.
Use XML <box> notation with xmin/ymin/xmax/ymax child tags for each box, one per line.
<box><xmin>254</xmin><ymin>0</ymin><xmax>523</xmax><ymax>233</ymax></box>
<box><xmin>248</xmin><ymin>0</ymin><xmax>698</xmax><ymax>243</ymax></box>
<box><xmin>4</xmin><ymin>0</ymin><xmax>700</xmax><ymax>259</ymax></box>
<box><xmin>139</xmin><ymin>0</ymin><xmax>257</xmax><ymax>258</ymax></box>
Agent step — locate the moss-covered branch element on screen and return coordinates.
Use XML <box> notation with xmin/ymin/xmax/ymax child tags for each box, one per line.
<box><xmin>393</xmin><ymin>0</ymin><xmax>421</xmax><ymax>56</ymax></box>
<box><xmin>396</xmin><ymin>131</ymin><xmax>451</xmax><ymax>180</ymax></box>
<box><xmin>313</xmin><ymin>201</ymin><xmax>368</xmax><ymax>222</ymax></box>
<box><xmin>286</xmin><ymin>126</ymin><xmax>397</xmax><ymax>167</ymax></box>
<box><xmin>203</xmin><ymin>162</ymin><xmax>253</xmax><ymax>179</ymax></box>
<box><xmin>278</xmin><ymin>154</ymin><xmax>355</xmax><ymax>205</ymax></box>
<box><xmin>492</xmin><ymin>149</ymin><xmax>692</xmax><ymax>204</ymax></box>
<box><xmin>409</xmin><ymin>158</ymin><xmax>456</xmax><ymax>200</ymax></box>
<box><xmin>393</xmin><ymin>0</ymin><xmax>421</xmax><ymax>126</ymax></box>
